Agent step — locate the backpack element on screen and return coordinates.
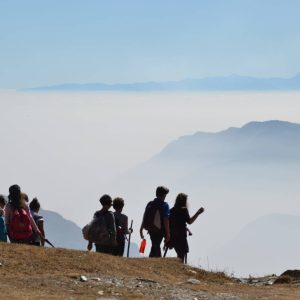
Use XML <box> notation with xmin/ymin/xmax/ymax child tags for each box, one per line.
<box><xmin>9</xmin><ymin>208</ymin><xmax>33</xmax><ymax>241</ymax></box>
<box><xmin>82</xmin><ymin>211</ymin><xmax>112</xmax><ymax>245</ymax></box>
<box><xmin>143</xmin><ymin>201</ymin><xmax>163</xmax><ymax>233</ymax></box>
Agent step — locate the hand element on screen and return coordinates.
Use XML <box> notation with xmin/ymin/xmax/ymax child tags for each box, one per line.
<box><xmin>140</xmin><ymin>228</ymin><xmax>144</xmax><ymax>239</ymax></box>
<box><xmin>129</xmin><ymin>228</ymin><xmax>133</xmax><ymax>234</ymax></box>
<box><xmin>87</xmin><ymin>242</ymin><xmax>93</xmax><ymax>251</ymax></box>
<box><xmin>197</xmin><ymin>207</ymin><xmax>204</xmax><ymax>215</ymax></box>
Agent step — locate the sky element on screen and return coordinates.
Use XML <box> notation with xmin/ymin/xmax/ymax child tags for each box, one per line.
<box><xmin>1</xmin><ymin>0</ymin><xmax>300</xmax><ymax>88</ymax></box>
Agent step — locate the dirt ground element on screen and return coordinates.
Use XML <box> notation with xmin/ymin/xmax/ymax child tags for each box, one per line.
<box><xmin>0</xmin><ymin>243</ymin><xmax>299</xmax><ymax>299</ymax></box>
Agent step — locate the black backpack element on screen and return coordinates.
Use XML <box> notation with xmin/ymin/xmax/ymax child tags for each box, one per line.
<box><xmin>143</xmin><ymin>201</ymin><xmax>164</xmax><ymax>233</ymax></box>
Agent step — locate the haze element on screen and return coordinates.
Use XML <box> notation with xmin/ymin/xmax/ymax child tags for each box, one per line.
<box><xmin>1</xmin><ymin>91</ymin><xmax>300</xmax><ymax>276</ymax></box>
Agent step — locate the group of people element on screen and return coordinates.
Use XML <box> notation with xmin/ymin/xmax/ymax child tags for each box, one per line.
<box><xmin>85</xmin><ymin>186</ymin><xmax>204</xmax><ymax>262</ymax></box>
<box><xmin>140</xmin><ymin>186</ymin><xmax>204</xmax><ymax>262</ymax></box>
<box><xmin>0</xmin><ymin>184</ymin><xmax>45</xmax><ymax>246</ymax></box>
<box><xmin>1</xmin><ymin>184</ymin><xmax>205</xmax><ymax>263</ymax></box>
<box><xmin>84</xmin><ymin>194</ymin><xmax>132</xmax><ymax>257</ymax></box>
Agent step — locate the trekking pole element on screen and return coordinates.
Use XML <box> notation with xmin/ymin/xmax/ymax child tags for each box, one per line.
<box><xmin>163</xmin><ymin>246</ymin><xmax>169</xmax><ymax>258</ymax></box>
<box><xmin>44</xmin><ymin>238</ymin><xmax>55</xmax><ymax>248</ymax></box>
<box><xmin>126</xmin><ymin>220</ymin><xmax>133</xmax><ymax>258</ymax></box>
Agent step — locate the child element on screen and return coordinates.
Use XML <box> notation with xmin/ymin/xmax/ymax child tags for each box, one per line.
<box><xmin>0</xmin><ymin>195</ymin><xmax>7</xmax><ymax>242</ymax></box>
<box><xmin>29</xmin><ymin>198</ymin><xmax>45</xmax><ymax>246</ymax></box>
<box><xmin>112</xmin><ymin>197</ymin><xmax>132</xmax><ymax>256</ymax></box>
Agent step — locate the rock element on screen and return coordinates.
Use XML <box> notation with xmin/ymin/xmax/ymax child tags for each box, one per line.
<box><xmin>274</xmin><ymin>270</ymin><xmax>300</xmax><ymax>285</ymax></box>
<box><xmin>187</xmin><ymin>278</ymin><xmax>201</xmax><ymax>285</ymax></box>
<box><xmin>280</xmin><ymin>270</ymin><xmax>300</xmax><ymax>278</ymax></box>
<box><xmin>80</xmin><ymin>275</ymin><xmax>88</xmax><ymax>282</ymax></box>
<box><xmin>136</xmin><ymin>278</ymin><xmax>157</xmax><ymax>284</ymax></box>
<box><xmin>90</xmin><ymin>277</ymin><xmax>101</xmax><ymax>282</ymax></box>
<box><xmin>274</xmin><ymin>275</ymin><xmax>292</xmax><ymax>284</ymax></box>
<box><xmin>97</xmin><ymin>290</ymin><xmax>104</xmax><ymax>295</ymax></box>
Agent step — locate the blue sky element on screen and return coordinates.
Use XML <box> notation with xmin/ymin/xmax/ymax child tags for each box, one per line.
<box><xmin>1</xmin><ymin>0</ymin><xmax>300</xmax><ymax>88</ymax></box>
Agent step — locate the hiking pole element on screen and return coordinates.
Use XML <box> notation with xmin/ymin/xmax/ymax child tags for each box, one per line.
<box><xmin>44</xmin><ymin>238</ymin><xmax>55</xmax><ymax>248</ymax></box>
<box><xmin>126</xmin><ymin>220</ymin><xmax>133</xmax><ymax>258</ymax></box>
<box><xmin>163</xmin><ymin>246</ymin><xmax>169</xmax><ymax>258</ymax></box>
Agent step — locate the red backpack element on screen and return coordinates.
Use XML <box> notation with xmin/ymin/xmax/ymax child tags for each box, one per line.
<box><xmin>9</xmin><ymin>208</ymin><xmax>33</xmax><ymax>240</ymax></box>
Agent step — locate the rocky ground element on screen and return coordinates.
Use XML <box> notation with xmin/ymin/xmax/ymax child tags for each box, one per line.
<box><xmin>0</xmin><ymin>243</ymin><xmax>300</xmax><ymax>299</ymax></box>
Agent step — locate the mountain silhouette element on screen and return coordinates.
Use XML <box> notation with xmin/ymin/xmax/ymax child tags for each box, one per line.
<box><xmin>156</xmin><ymin>120</ymin><xmax>300</xmax><ymax>164</ymax></box>
<box><xmin>22</xmin><ymin>74</ymin><xmax>300</xmax><ymax>92</ymax></box>
<box><xmin>109</xmin><ymin>120</ymin><xmax>300</xmax><ymax>275</ymax></box>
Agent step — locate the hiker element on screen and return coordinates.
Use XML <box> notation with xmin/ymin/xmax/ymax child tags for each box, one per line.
<box><xmin>5</xmin><ymin>185</ymin><xmax>43</xmax><ymax>244</ymax></box>
<box><xmin>112</xmin><ymin>197</ymin><xmax>132</xmax><ymax>256</ymax></box>
<box><xmin>140</xmin><ymin>186</ymin><xmax>170</xmax><ymax>257</ymax></box>
<box><xmin>86</xmin><ymin>194</ymin><xmax>117</xmax><ymax>254</ymax></box>
<box><xmin>29</xmin><ymin>198</ymin><xmax>45</xmax><ymax>246</ymax></box>
<box><xmin>169</xmin><ymin>193</ymin><xmax>204</xmax><ymax>263</ymax></box>
<box><xmin>0</xmin><ymin>195</ymin><xmax>7</xmax><ymax>242</ymax></box>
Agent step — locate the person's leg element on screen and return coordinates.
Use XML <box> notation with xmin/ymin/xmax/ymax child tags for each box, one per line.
<box><xmin>149</xmin><ymin>233</ymin><xmax>164</xmax><ymax>257</ymax></box>
<box><xmin>174</xmin><ymin>245</ymin><xmax>186</xmax><ymax>262</ymax></box>
<box><xmin>174</xmin><ymin>237</ymin><xmax>189</xmax><ymax>263</ymax></box>
<box><xmin>96</xmin><ymin>244</ymin><xmax>113</xmax><ymax>254</ymax></box>
<box><xmin>113</xmin><ymin>239</ymin><xmax>125</xmax><ymax>256</ymax></box>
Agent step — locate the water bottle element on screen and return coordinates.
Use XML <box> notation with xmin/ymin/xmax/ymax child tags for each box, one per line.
<box><xmin>139</xmin><ymin>239</ymin><xmax>146</xmax><ymax>254</ymax></box>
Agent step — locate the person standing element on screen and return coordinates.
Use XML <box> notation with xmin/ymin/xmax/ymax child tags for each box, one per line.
<box><xmin>169</xmin><ymin>193</ymin><xmax>204</xmax><ymax>263</ymax></box>
<box><xmin>140</xmin><ymin>186</ymin><xmax>170</xmax><ymax>257</ymax></box>
<box><xmin>29</xmin><ymin>198</ymin><xmax>45</xmax><ymax>246</ymax></box>
<box><xmin>112</xmin><ymin>197</ymin><xmax>132</xmax><ymax>256</ymax></box>
<box><xmin>87</xmin><ymin>194</ymin><xmax>117</xmax><ymax>254</ymax></box>
<box><xmin>5</xmin><ymin>184</ymin><xmax>43</xmax><ymax>244</ymax></box>
<box><xmin>0</xmin><ymin>195</ymin><xmax>7</xmax><ymax>242</ymax></box>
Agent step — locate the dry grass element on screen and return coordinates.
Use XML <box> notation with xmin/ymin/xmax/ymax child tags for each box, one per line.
<box><xmin>0</xmin><ymin>243</ymin><xmax>300</xmax><ymax>299</ymax></box>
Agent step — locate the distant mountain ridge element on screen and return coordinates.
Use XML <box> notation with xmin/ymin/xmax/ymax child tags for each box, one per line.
<box><xmin>155</xmin><ymin>120</ymin><xmax>300</xmax><ymax>164</ymax></box>
<box><xmin>21</xmin><ymin>74</ymin><xmax>300</xmax><ymax>92</ymax></box>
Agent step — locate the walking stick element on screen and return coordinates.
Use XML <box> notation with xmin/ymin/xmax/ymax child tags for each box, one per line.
<box><xmin>163</xmin><ymin>246</ymin><xmax>169</xmax><ymax>258</ymax></box>
<box><xmin>44</xmin><ymin>238</ymin><xmax>55</xmax><ymax>248</ymax></box>
<box><xmin>126</xmin><ymin>220</ymin><xmax>133</xmax><ymax>257</ymax></box>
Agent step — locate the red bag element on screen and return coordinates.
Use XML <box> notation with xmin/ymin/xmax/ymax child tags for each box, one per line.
<box><xmin>9</xmin><ymin>208</ymin><xmax>33</xmax><ymax>240</ymax></box>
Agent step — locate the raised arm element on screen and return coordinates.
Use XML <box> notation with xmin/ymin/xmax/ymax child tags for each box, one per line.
<box><xmin>187</xmin><ymin>207</ymin><xmax>205</xmax><ymax>225</ymax></box>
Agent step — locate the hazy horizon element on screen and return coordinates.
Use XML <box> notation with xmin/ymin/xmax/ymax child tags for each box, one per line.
<box><xmin>1</xmin><ymin>90</ymin><xmax>300</xmax><ymax>276</ymax></box>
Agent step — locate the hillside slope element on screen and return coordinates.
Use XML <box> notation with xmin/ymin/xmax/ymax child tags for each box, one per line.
<box><xmin>0</xmin><ymin>243</ymin><xmax>300</xmax><ymax>299</ymax></box>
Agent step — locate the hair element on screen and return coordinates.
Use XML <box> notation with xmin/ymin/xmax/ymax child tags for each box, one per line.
<box><xmin>0</xmin><ymin>195</ymin><xmax>6</xmax><ymax>206</ymax></box>
<box><xmin>8</xmin><ymin>184</ymin><xmax>24</xmax><ymax>209</ymax></box>
<box><xmin>156</xmin><ymin>186</ymin><xmax>169</xmax><ymax>198</ymax></box>
<box><xmin>29</xmin><ymin>198</ymin><xmax>40</xmax><ymax>212</ymax></box>
<box><xmin>99</xmin><ymin>194</ymin><xmax>112</xmax><ymax>206</ymax></box>
<box><xmin>174</xmin><ymin>193</ymin><xmax>188</xmax><ymax>209</ymax></box>
<box><xmin>113</xmin><ymin>197</ymin><xmax>124</xmax><ymax>210</ymax></box>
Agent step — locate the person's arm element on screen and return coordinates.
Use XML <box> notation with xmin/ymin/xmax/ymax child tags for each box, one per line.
<box><xmin>4</xmin><ymin>204</ymin><xmax>10</xmax><ymax>227</ymax></box>
<box><xmin>163</xmin><ymin>203</ymin><xmax>171</xmax><ymax>242</ymax></box>
<box><xmin>37</xmin><ymin>220</ymin><xmax>45</xmax><ymax>246</ymax></box>
<box><xmin>108</xmin><ymin>212</ymin><xmax>117</xmax><ymax>245</ymax></box>
<box><xmin>140</xmin><ymin>211</ymin><xmax>146</xmax><ymax>239</ymax></box>
<box><xmin>163</xmin><ymin>218</ymin><xmax>170</xmax><ymax>242</ymax></box>
<box><xmin>5</xmin><ymin>204</ymin><xmax>11</xmax><ymax>240</ymax></box>
<box><xmin>187</xmin><ymin>207</ymin><xmax>205</xmax><ymax>225</ymax></box>
<box><xmin>123</xmin><ymin>215</ymin><xmax>131</xmax><ymax>235</ymax></box>
<box><xmin>87</xmin><ymin>241</ymin><xmax>93</xmax><ymax>251</ymax></box>
<box><xmin>24</xmin><ymin>206</ymin><xmax>42</xmax><ymax>237</ymax></box>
